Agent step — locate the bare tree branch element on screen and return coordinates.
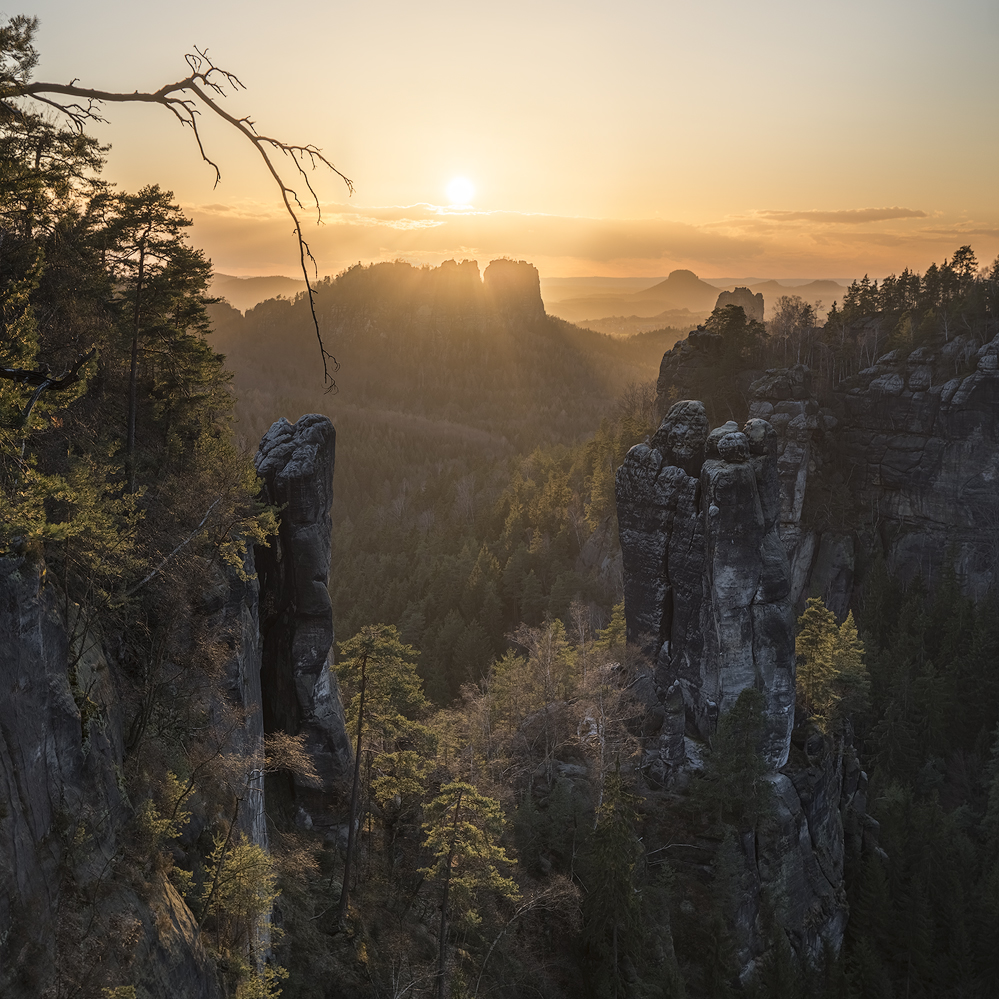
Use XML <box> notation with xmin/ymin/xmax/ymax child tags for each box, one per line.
<box><xmin>0</xmin><ymin>346</ymin><xmax>97</xmax><ymax>425</ymax></box>
<box><xmin>10</xmin><ymin>48</ymin><xmax>352</xmax><ymax>387</ymax></box>
<box><xmin>117</xmin><ymin>497</ymin><xmax>221</xmax><ymax>603</ymax></box>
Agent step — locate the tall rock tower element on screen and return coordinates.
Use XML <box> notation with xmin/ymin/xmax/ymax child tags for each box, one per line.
<box><xmin>615</xmin><ymin>400</ymin><xmax>795</xmax><ymax>768</ymax></box>
<box><xmin>255</xmin><ymin>414</ymin><xmax>352</xmax><ymax>823</ymax></box>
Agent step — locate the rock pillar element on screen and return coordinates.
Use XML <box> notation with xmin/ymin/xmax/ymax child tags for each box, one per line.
<box><xmin>615</xmin><ymin>400</ymin><xmax>795</xmax><ymax>768</ymax></box>
<box><xmin>255</xmin><ymin>415</ymin><xmax>351</xmax><ymax>822</ymax></box>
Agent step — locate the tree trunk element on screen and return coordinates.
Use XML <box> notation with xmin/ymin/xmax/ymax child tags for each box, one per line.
<box><xmin>337</xmin><ymin>652</ymin><xmax>367</xmax><ymax>923</ymax></box>
<box><xmin>126</xmin><ymin>243</ymin><xmax>145</xmax><ymax>493</ymax></box>
<box><xmin>437</xmin><ymin>788</ymin><xmax>463</xmax><ymax>999</ymax></box>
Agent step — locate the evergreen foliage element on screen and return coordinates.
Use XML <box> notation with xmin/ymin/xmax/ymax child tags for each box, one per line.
<box><xmin>690</xmin><ymin>688</ymin><xmax>773</xmax><ymax>831</ymax></box>
<box><xmin>795</xmin><ymin>598</ymin><xmax>870</xmax><ymax>731</ymax></box>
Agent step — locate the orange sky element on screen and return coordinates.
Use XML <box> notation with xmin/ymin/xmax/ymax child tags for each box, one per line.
<box><xmin>24</xmin><ymin>0</ymin><xmax>999</xmax><ymax>281</ymax></box>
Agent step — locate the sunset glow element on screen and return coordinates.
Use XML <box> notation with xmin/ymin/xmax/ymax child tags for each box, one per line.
<box><xmin>22</xmin><ymin>0</ymin><xmax>999</xmax><ymax>281</ymax></box>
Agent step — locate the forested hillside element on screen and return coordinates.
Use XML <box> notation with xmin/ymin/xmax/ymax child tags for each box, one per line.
<box><xmin>210</xmin><ymin>261</ymin><xmax>680</xmax><ymax>698</ymax></box>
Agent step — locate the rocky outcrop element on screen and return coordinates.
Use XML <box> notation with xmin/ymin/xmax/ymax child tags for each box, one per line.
<box><xmin>655</xmin><ymin>327</ymin><xmax>999</xmax><ymax>612</ymax></box>
<box><xmin>615</xmin><ymin>401</ymin><xmax>795</xmax><ymax>770</ymax></box>
<box><xmin>716</xmin><ymin>287</ymin><xmax>764</xmax><ymax>323</ymax></box>
<box><xmin>255</xmin><ymin>414</ymin><xmax>352</xmax><ymax>822</ymax></box>
<box><xmin>483</xmin><ymin>258</ymin><xmax>546</xmax><ymax>322</ymax></box>
<box><xmin>744</xmin><ymin>332</ymin><xmax>999</xmax><ymax>611</ymax></box>
<box><xmin>0</xmin><ymin>557</ymin><xmax>222</xmax><ymax>998</ymax></box>
<box><xmin>199</xmin><ymin>561</ymin><xmax>269</xmax><ymax>857</ymax></box>
<box><xmin>0</xmin><ymin>412</ymin><xmax>351</xmax><ymax>993</ymax></box>
<box><xmin>615</xmin><ymin>397</ymin><xmax>869</xmax><ymax>974</ymax></box>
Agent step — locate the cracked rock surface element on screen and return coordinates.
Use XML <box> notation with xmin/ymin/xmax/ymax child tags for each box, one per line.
<box><xmin>255</xmin><ymin>415</ymin><xmax>352</xmax><ymax>821</ymax></box>
<box><xmin>616</xmin><ymin>400</ymin><xmax>795</xmax><ymax>769</ymax></box>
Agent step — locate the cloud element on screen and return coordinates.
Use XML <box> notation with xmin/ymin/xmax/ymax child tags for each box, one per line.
<box><xmin>185</xmin><ymin>199</ymin><xmax>999</xmax><ymax>281</ymax></box>
<box><xmin>919</xmin><ymin>227</ymin><xmax>999</xmax><ymax>239</ymax></box>
<box><xmin>756</xmin><ymin>207</ymin><xmax>928</xmax><ymax>224</ymax></box>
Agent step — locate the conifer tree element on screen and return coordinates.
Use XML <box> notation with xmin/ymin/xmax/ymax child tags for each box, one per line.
<box><xmin>795</xmin><ymin>598</ymin><xmax>870</xmax><ymax>731</ymax></box>
<box><xmin>334</xmin><ymin>624</ymin><xmax>429</xmax><ymax>920</ymax></box>
<box><xmin>420</xmin><ymin>780</ymin><xmax>519</xmax><ymax>999</ymax></box>
<box><xmin>579</xmin><ymin>767</ymin><xmax>643</xmax><ymax>998</ymax></box>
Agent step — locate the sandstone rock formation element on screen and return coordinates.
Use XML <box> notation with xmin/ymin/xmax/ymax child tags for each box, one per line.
<box><xmin>654</xmin><ymin>326</ymin><xmax>999</xmax><ymax>611</ymax></box>
<box><xmin>615</xmin><ymin>396</ymin><xmax>868</xmax><ymax>972</ymax></box>
<box><xmin>715</xmin><ymin>286</ymin><xmax>764</xmax><ymax>323</ymax></box>
<box><xmin>0</xmin><ymin>557</ymin><xmax>223</xmax><ymax>998</ymax></box>
<box><xmin>255</xmin><ymin>414</ymin><xmax>352</xmax><ymax>822</ymax></box>
<box><xmin>483</xmin><ymin>258</ymin><xmax>546</xmax><ymax>322</ymax></box>
<box><xmin>199</xmin><ymin>559</ymin><xmax>269</xmax><ymax>858</ymax></box>
<box><xmin>745</xmin><ymin>332</ymin><xmax>999</xmax><ymax>611</ymax></box>
<box><xmin>616</xmin><ymin>400</ymin><xmax>795</xmax><ymax>769</ymax></box>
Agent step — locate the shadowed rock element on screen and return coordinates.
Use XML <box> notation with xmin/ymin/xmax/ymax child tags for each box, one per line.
<box><xmin>715</xmin><ymin>286</ymin><xmax>764</xmax><ymax>322</ymax></box>
<box><xmin>615</xmin><ymin>400</ymin><xmax>794</xmax><ymax>769</ymax></box>
<box><xmin>255</xmin><ymin>415</ymin><xmax>351</xmax><ymax>822</ymax></box>
<box><xmin>483</xmin><ymin>258</ymin><xmax>546</xmax><ymax>322</ymax></box>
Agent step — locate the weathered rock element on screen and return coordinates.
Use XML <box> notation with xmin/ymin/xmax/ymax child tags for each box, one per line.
<box><xmin>483</xmin><ymin>258</ymin><xmax>546</xmax><ymax>322</ymax></box>
<box><xmin>202</xmin><ymin>559</ymin><xmax>269</xmax><ymax>856</ymax></box>
<box><xmin>615</xmin><ymin>400</ymin><xmax>795</xmax><ymax>769</ymax></box>
<box><xmin>715</xmin><ymin>286</ymin><xmax>764</xmax><ymax>323</ymax></box>
<box><xmin>255</xmin><ymin>415</ymin><xmax>352</xmax><ymax>822</ymax></box>
<box><xmin>0</xmin><ymin>558</ymin><xmax>222</xmax><ymax>999</ymax></box>
<box><xmin>744</xmin><ymin>334</ymin><xmax>999</xmax><ymax>609</ymax></box>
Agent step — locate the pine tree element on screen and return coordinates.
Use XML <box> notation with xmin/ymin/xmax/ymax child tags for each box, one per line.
<box><xmin>795</xmin><ymin>597</ymin><xmax>838</xmax><ymax>724</ymax></box>
<box><xmin>421</xmin><ymin>781</ymin><xmax>520</xmax><ymax>999</ymax></box>
<box><xmin>335</xmin><ymin>624</ymin><xmax>429</xmax><ymax>919</ymax></box>
<box><xmin>580</xmin><ymin>767</ymin><xmax>644</xmax><ymax>999</ymax></box>
<box><xmin>795</xmin><ymin>598</ymin><xmax>870</xmax><ymax>732</ymax></box>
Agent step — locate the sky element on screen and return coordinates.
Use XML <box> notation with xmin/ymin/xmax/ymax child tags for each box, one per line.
<box><xmin>18</xmin><ymin>0</ymin><xmax>999</xmax><ymax>281</ymax></box>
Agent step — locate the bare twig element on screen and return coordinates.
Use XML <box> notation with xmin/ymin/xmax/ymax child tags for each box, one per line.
<box><xmin>117</xmin><ymin>497</ymin><xmax>221</xmax><ymax>603</ymax></box>
<box><xmin>11</xmin><ymin>49</ymin><xmax>352</xmax><ymax>387</ymax></box>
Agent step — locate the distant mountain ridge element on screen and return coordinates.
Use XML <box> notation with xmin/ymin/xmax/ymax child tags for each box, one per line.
<box><xmin>211</xmin><ymin>268</ymin><xmax>851</xmax><ymax>323</ymax></box>
<box><xmin>211</xmin><ymin>273</ymin><xmax>307</xmax><ymax>312</ymax></box>
<box><xmin>544</xmin><ymin>269</ymin><xmax>850</xmax><ymax>323</ymax></box>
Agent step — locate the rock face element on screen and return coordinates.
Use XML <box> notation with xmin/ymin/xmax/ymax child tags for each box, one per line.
<box><xmin>616</xmin><ymin>401</ymin><xmax>795</xmax><ymax>769</ymax></box>
<box><xmin>201</xmin><ymin>561</ymin><xmax>270</xmax><ymax>859</ymax></box>
<box><xmin>745</xmin><ymin>334</ymin><xmax>999</xmax><ymax>611</ymax></box>
<box><xmin>0</xmin><ymin>558</ymin><xmax>222</xmax><ymax>998</ymax></box>
<box><xmin>615</xmin><ymin>397</ymin><xmax>867</xmax><ymax>973</ymax></box>
<box><xmin>0</xmin><ymin>413</ymin><xmax>350</xmax><ymax>994</ymax></box>
<box><xmin>716</xmin><ymin>286</ymin><xmax>764</xmax><ymax>323</ymax></box>
<box><xmin>655</xmin><ymin>328</ymin><xmax>999</xmax><ymax>610</ymax></box>
<box><xmin>255</xmin><ymin>414</ymin><xmax>352</xmax><ymax>820</ymax></box>
<box><xmin>483</xmin><ymin>258</ymin><xmax>546</xmax><ymax>322</ymax></box>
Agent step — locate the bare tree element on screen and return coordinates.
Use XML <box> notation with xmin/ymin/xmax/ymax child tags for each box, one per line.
<box><xmin>2</xmin><ymin>16</ymin><xmax>352</xmax><ymax>386</ymax></box>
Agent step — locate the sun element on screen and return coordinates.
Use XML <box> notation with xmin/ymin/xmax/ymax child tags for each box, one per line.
<box><xmin>446</xmin><ymin>176</ymin><xmax>475</xmax><ymax>205</ymax></box>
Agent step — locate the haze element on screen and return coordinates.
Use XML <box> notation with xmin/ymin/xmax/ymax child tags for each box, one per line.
<box><xmin>26</xmin><ymin>0</ymin><xmax>999</xmax><ymax>282</ymax></box>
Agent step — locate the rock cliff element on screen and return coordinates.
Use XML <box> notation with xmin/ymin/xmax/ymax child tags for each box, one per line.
<box><xmin>615</xmin><ymin>398</ymin><xmax>865</xmax><ymax>972</ymax></box>
<box><xmin>0</xmin><ymin>557</ymin><xmax>224</xmax><ymax>998</ymax></box>
<box><xmin>621</xmin><ymin>323</ymin><xmax>999</xmax><ymax>976</ymax></box>
<box><xmin>255</xmin><ymin>414</ymin><xmax>352</xmax><ymax>825</ymax></box>
<box><xmin>715</xmin><ymin>287</ymin><xmax>765</xmax><ymax>323</ymax></box>
<box><xmin>0</xmin><ymin>412</ymin><xmax>349</xmax><ymax>996</ymax></box>
<box><xmin>655</xmin><ymin>328</ymin><xmax>999</xmax><ymax>610</ymax></box>
<box><xmin>616</xmin><ymin>401</ymin><xmax>795</xmax><ymax>769</ymax></box>
<box><xmin>483</xmin><ymin>258</ymin><xmax>546</xmax><ymax>323</ymax></box>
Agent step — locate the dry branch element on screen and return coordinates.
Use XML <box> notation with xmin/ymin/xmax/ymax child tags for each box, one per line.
<box><xmin>10</xmin><ymin>49</ymin><xmax>352</xmax><ymax>386</ymax></box>
<box><xmin>0</xmin><ymin>346</ymin><xmax>97</xmax><ymax>424</ymax></box>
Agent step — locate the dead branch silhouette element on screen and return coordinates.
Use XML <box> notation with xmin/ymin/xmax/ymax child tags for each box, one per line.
<box><xmin>11</xmin><ymin>47</ymin><xmax>352</xmax><ymax>387</ymax></box>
